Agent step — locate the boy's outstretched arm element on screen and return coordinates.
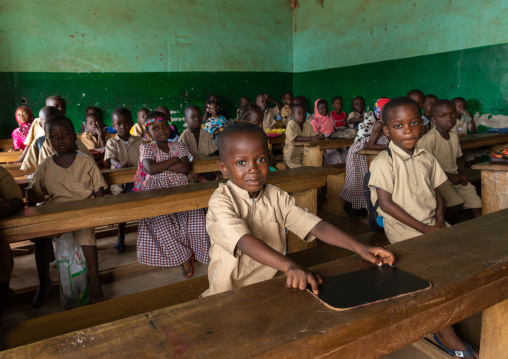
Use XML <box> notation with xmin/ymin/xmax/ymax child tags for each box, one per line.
<box><xmin>376</xmin><ymin>188</ymin><xmax>440</xmax><ymax>234</ymax></box>
<box><xmin>309</xmin><ymin>221</ymin><xmax>395</xmax><ymax>266</ymax></box>
<box><xmin>237</xmin><ymin>234</ymin><xmax>322</xmax><ymax>294</ymax></box>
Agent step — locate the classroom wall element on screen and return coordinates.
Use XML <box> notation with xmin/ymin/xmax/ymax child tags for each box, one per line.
<box><xmin>293</xmin><ymin>0</ymin><xmax>508</xmax><ymax>117</ymax></box>
<box><xmin>0</xmin><ymin>0</ymin><xmax>293</xmax><ymax>137</ymax></box>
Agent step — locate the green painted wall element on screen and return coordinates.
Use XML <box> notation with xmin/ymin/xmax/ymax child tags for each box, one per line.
<box><xmin>0</xmin><ymin>0</ymin><xmax>293</xmax><ymax>137</ymax></box>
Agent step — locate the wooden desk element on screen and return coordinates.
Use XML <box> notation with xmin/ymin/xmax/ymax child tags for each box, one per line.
<box><xmin>2</xmin><ymin>167</ymin><xmax>339</xmax><ymax>253</ymax></box>
<box><xmin>4</xmin><ymin>210</ymin><xmax>508</xmax><ymax>358</ymax></box>
<box><xmin>1</xmin><ymin>163</ymin><xmax>27</xmax><ymax>177</ymax></box>
<box><xmin>471</xmin><ymin>162</ymin><xmax>508</xmax><ymax>215</ymax></box>
<box><xmin>293</xmin><ymin>138</ymin><xmax>354</xmax><ymax>167</ymax></box>
<box><xmin>0</xmin><ymin>151</ymin><xmax>22</xmax><ymax>163</ymax></box>
<box><xmin>267</xmin><ymin>135</ymin><xmax>285</xmax><ymax>151</ymax></box>
<box><xmin>0</xmin><ymin>138</ymin><xmax>14</xmax><ymax>150</ymax></box>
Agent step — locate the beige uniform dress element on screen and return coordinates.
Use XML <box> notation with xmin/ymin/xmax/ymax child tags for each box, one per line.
<box><xmin>80</xmin><ymin>131</ymin><xmax>111</xmax><ymax>150</ymax></box>
<box><xmin>26</xmin><ymin>152</ymin><xmax>108</xmax><ymax>246</ymax></box>
<box><xmin>369</xmin><ymin>141</ymin><xmax>448</xmax><ymax>243</ymax></box>
<box><xmin>202</xmin><ymin>181</ymin><xmax>322</xmax><ymax>297</ymax></box>
<box><xmin>0</xmin><ymin>167</ymin><xmax>23</xmax><ymax>282</ymax></box>
<box><xmin>178</xmin><ymin>128</ymin><xmax>218</xmax><ymax>160</ymax></box>
<box><xmin>104</xmin><ymin>135</ymin><xmax>144</xmax><ymax>194</ymax></box>
<box><xmin>21</xmin><ymin>137</ymin><xmax>93</xmax><ymax>173</ymax></box>
<box><xmin>131</xmin><ymin>123</ymin><xmax>146</xmax><ymax>137</ymax></box>
<box><xmin>262</xmin><ymin>107</ymin><xmax>280</xmax><ymax>131</ymax></box>
<box><xmin>418</xmin><ymin>128</ymin><xmax>482</xmax><ymax>209</ymax></box>
<box><xmin>284</xmin><ymin>121</ymin><xmax>318</xmax><ymax>168</ymax></box>
<box><xmin>23</xmin><ymin>118</ymin><xmax>44</xmax><ymax>146</ymax></box>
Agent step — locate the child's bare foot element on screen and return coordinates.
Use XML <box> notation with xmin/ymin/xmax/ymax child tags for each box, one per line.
<box><xmin>32</xmin><ymin>279</ymin><xmax>53</xmax><ymax>309</ymax></box>
<box><xmin>181</xmin><ymin>257</ymin><xmax>194</xmax><ymax>279</ymax></box>
<box><xmin>89</xmin><ymin>279</ymin><xmax>104</xmax><ymax>304</ymax></box>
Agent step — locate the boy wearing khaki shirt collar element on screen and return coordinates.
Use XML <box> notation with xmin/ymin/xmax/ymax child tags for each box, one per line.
<box><xmin>202</xmin><ymin>123</ymin><xmax>395</xmax><ymax>298</ymax></box>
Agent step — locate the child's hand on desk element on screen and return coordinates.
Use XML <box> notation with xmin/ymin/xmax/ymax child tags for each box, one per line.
<box><xmin>285</xmin><ymin>262</ymin><xmax>322</xmax><ymax>295</ymax></box>
<box><xmin>356</xmin><ymin>246</ymin><xmax>396</xmax><ymax>267</ymax></box>
<box><xmin>458</xmin><ymin>174</ymin><xmax>469</xmax><ymax>186</ymax></box>
<box><xmin>117</xmin><ymin>161</ymin><xmax>132</xmax><ymax>168</ymax></box>
<box><xmin>312</xmin><ymin>134</ymin><xmax>325</xmax><ymax>141</ymax></box>
<box><xmin>447</xmin><ymin>173</ymin><xmax>462</xmax><ymax>185</ymax></box>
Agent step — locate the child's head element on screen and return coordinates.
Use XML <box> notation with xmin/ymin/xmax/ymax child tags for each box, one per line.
<box><xmin>207</xmin><ymin>100</ymin><xmax>219</xmax><ymax>117</ymax></box>
<box><xmin>184</xmin><ymin>105</ymin><xmax>203</xmax><ymax>130</ymax></box>
<box><xmin>15</xmin><ymin>106</ymin><xmax>34</xmax><ymax>124</ymax></box>
<box><xmin>46</xmin><ymin>95</ymin><xmax>66</xmax><ymax>115</ymax></box>
<box><xmin>206</xmin><ymin>93</ymin><xmax>218</xmax><ymax>103</ymax></box>
<box><xmin>292</xmin><ymin>104</ymin><xmax>306</xmax><ymax>124</ymax></box>
<box><xmin>255</xmin><ymin>94</ymin><xmax>267</xmax><ymax>111</ymax></box>
<box><xmin>154</xmin><ymin>105</ymin><xmax>171</xmax><ymax>121</ymax></box>
<box><xmin>332</xmin><ymin>97</ymin><xmax>343</xmax><ymax>112</ymax></box>
<box><xmin>423</xmin><ymin>95</ymin><xmax>438</xmax><ymax>117</ymax></box>
<box><xmin>145</xmin><ymin>111</ymin><xmax>174</xmax><ymax>142</ymax></box>
<box><xmin>381</xmin><ymin>97</ymin><xmax>422</xmax><ymax>154</ymax></box>
<box><xmin>316</xmin><ymin>99</ymin><xmax>329</xmax><ymax>116</ymax></box>
<box><xmin>240</xmin><ymin>96</ymin><xmax>250</xmax><ymax>107</ymax></box>
<box><xmin>238</xmin><ymin>104</ymin><xmax>263</xmax><ymax>128</ymax></box>
<box><xmin>431</xmin><ymin>99</ymin><xmax>458</xmax><ymax>132</ymax></box>
<box><xmin>282</xmin><ymin>92</ymin><xmax>293</xmax><ymax>106</ymax></box>
<box><xmin>39</xmin><ymin>106</ymin><xmax>62</xmax><ymax>129</ymax></box>
<box><xmin>352</xmin><ymin>96</ymin><xmax>366</xmax><ymax>113</ymax></box>
<box><xmin>85</xmin><ymin>113</ymin><xmax>103</xmax><ymax>133</ymax></box>
<box><xmin>217</xmin><ymin>122</ymin><xmax>270</xmax><ymax>198</ymax></box>
<box><xmin>45</xmin><ymin>116</ymin><xmax>76</xmax><ymax>154</ymax></box>
<box><xmin>406</xmin><ymin>90</ymin><xmax>425</xmax><ymax>111</ymax></box>
<box><xmin>137</xmin><ymin>108</ymin><xmax>149</xmax><ymax>125</ymax></box>
<box><xmin>374</xmin><ymin>98</ymin><xmax>391</xmax><ymax>121</ymax></box>
<box><xmin>112</xmin><ymin>107</ymin><xmax>133</xmax><ymax>139</ymax></box>
<box><xmin>293</xmin><ymin>95</ymin><xmax>306</xmax><ymax>107</ymax></box>
<box><xmin>451</xmin><ymin>97</ymin><xmax>467</xmax><ymax>114</ymax></box>
<box><xmin>85</xmin><ymin>106</ymin><xmax>103</xmax><ymax>122</ymax></box>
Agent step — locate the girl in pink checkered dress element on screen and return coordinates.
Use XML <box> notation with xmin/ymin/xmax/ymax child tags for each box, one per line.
<box><xmin>137</xmin><ymin>111</ymin><xmax>210</xmax><ymax>278</ymax></box>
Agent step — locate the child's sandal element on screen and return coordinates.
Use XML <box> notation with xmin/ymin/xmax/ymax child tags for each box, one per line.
<box><xmin>433</xmin><ymin>333</ymin><xmax>478</xmax><ymax>358</ymax></box>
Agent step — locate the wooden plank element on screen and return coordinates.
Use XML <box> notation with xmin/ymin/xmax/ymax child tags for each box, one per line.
<box><xmin>267</xmin><ymin>135</ymin><xmax>285</xmax><ymax>151</ymax></box>
<box><xmin>0</xmin><ymin>151</ymin><xmax>22</xmax><ymax>163</ymax></box>
<box><xmin>410</xmin><ymin>339</ymin><xmax>450</xmax><ymax>359</ymax></box>
<box><xmin>288</xmin><ymin>188</ymin><xmax>318</xmax><ymax>252</ymax></box>
<box><xmin>480</xmin><ymin>299</ymin><xmax>508</xmax><ymax>359</ymax></box>
<box><xmin>3</xmin><ymin>210</ymin><xmax>508</xmax><ymax>358</ymax></box>
<box><xmin>472</xmin><ymin>162</ymin><xmax>508</xmax><ymax>215</ymax></box>
<box><xmin>0</xmin><ymin>138</ymin><xmax>14</xmax><ymax>150</ymax></box>
<box><xmin>322</xmin><ymin>164</ymin><xmax>347</xmax><ymax>217</ymax></box>
<box><xmin>459</xmin><ymin>132</ymin><xmax>508</xmax><ymax>151</ymax></box>
<box><xmin>1</xmin><ymin>167</ymin><xmax>339</xmax><ymax>243</ymax></box>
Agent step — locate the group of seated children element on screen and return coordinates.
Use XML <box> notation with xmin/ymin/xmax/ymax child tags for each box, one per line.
<box><xmin>3</xmin><ymin>91</ymin><xmax>482</xmax><ymax>357</ymax></box>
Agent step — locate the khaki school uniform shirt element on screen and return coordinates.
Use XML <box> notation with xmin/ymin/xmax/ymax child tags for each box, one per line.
<box><xmin>80</xmin><ymin>131</ymin><xmax>111</xmax><ymax>150</ymax></box>
<box><xmin>27</xmin><ymin>152</ymin><xmax>107</xmax><ymax>204</ymax></box>
<box><xmin>21</xmin><ymin>137</ymin><xmax>93</xmax><ymax>173</ymax></box>
<box><xmin>202</xmin><ymin>181</ymin><xmax>322</xmax><ymax>297</ymax></box>
<box><xmin>23</xmin><ymin>118</ymin><xmax>44</xmax><ymax>146</ymax></box>
<box><xmin>104</xmin><ymin>135</ymin><xmax>144</xmax><ymax>168</ymax></box>
<box><xmin>369</xmin><ymin>141</ymin><xmax>447</xmax><ymax>225</ymax></box>
<box><xmin>284</xmin><ymin>120</ymin><xmax>317</xmax><ymax>168</ymax></box>
<box><xmin>262</xmin><ymin>107</ymin><xmax>280</xmax><ymax>131</ymax></box>
<box><xmin>347</xmin><ymin>111</ymin><xmax>363</xmax><ymax>128</ymax></box>
<box><xmin>178</xmin><ymin>128</ymin><xmax>218</xmax><ymax>160</ymax></box>
<box><xmin>281</xmin><ymin>105</ymin><xmax>292</xmax><ymax>126</ymax></box>
<box><xmin>418</xmin><ymin>128</ymin><xmax>462</xmax><ymax>174</ymax></box>
<box><xmin>131</xmin><ymin>123</ymin><xmax>146</xmax><ymax>137</ymax></box>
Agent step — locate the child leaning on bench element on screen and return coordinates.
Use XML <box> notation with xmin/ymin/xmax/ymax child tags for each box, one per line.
<box><xmin>368</xmin><ymin>97</ymin><xmax>479</xmax><ymax>358</ymax></box>
<box><xmin>201</xmin><ymin>122</ymin><xmax>394</xmax><ymax>297</ymax></box>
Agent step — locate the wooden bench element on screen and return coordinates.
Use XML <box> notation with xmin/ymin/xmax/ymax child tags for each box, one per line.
<box><xmin>1</xmin><ymin>167</ymin><xmax>339</xmax><ymax>253</ymax></box>
<box><xmin>471</xmin><ymin>162</ymin><xmax>508</xmax><ymax>215</ymax></box>
<box><xmin>3</xmin><ymin>209</ymin><xmax>507</xmax><ymax>358</ymax></box>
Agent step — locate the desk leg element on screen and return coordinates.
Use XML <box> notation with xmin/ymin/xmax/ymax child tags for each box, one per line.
<box><xmin>480</xmin><ymin>170</ymin><xmax>508</xmax><ymax>215</ymax></box>
<box><xmin>480</xmin><ymin>299</ymin><xmax>508</xmax><ymax>358</ymax></box>
<box><xmin>288</xmin><ymin>188</ymin><xmax>318</xmax><ymax>253</ymax></box>
<box><xmin>323</xmin><ymin>173</ymin><xmax>347</xmax><ymax>217</ymax></box>
<box><xmin>303</xmin><ymin>147</ymin><xmax>322</xmax><ymax>167</ymax></box>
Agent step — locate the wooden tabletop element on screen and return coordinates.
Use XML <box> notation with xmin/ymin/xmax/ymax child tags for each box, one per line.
<box><xmin>1</xmin><ymin>166</ymin><xmax>339</xmax><ymax>242</ymax></box>
<box><xmin>293</xmin><ymin>138</ymin><xmax>354</xmax><ymax>150</ymax></box>
<box><xmin>0</xmin><ymin>138</ymin><xmax>14</xmax><ymax>150</ymax></box>
<box><xmin>4</xmin><ymin>209</ymin><xmax>508</xmax><ymax>358</ymax></box>
<box><xmin>472</xmin><ymin>161</ymin><xmax>508</xmax><ymax>171</ymax></box>
<box><xmin>0</xmin><ymin>151</ymin><xmax>22</xmax><ymax>163</ymax></box>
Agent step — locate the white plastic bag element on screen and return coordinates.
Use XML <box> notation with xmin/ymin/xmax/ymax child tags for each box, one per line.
<box><xmin>53</xmin><ymin>232</ymin><xmax>90</xmax><ymax>310</ymax></box>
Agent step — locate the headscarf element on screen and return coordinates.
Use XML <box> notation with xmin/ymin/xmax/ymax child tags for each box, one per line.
<box><xmin>374</xmin><ymin>98</ymin><xmax>390</xmax><ymax>120</ymax></box>
<box><xmin>311</xmin><ymin>99</ymin><xmax>334</xmax><ymax>136</ymax></box>
<box><xmin>12</xmin><ymin>106</ymin><xmax>34</xmax><ymax>150</ymax></box>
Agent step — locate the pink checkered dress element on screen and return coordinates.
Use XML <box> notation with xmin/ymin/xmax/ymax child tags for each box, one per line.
<box><xmin>340</xmin><ymin>124</ymin><xmax>390</xmax><ymax>209</ymax></box>
<box><xmin>137</xmin><ymin>142</ymin><xmax>210</xmax><ymax>267</ymax></box>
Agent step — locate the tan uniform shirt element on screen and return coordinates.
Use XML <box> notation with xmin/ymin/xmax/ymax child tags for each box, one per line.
<box><xmin>23</xmin><ymin>118</ymin><xmax>44</xmax><ymax>146</ymax></box>
<box><xmin>104</xmin><ymin>135</ymin><xmax>144</xmax><ymax>168</ymax></box>
<box><xmin>262</xmin><ymin>107</ymin><xmax>280</xmax><ymax>131</ymax></box>
<box><xmin>284</xmin><ymin>120</ymin><xmax>317</xmax><ymax>168</ymax></box>
<box><xmin>369</xmin><ymin>141</ymin><xmax>447</xmax><ymax>243</ymax></box>
<box><xmin>178</xmin><ymin>128</ymin><xmax>218</xmax><ymax>160</ymax></box>
<box><xmin>21</xmin><ymin>137</ymin><xmax>93</xmax><ymax>173</ymax></box>
<box><xmin>281</xmin><ymin>105</ymin><xmax>292</xmax><ymax>126</ymax></box>
<box><xmin>418</xmin><ymin>128</ymin><xmax>462</xmax><ymax>174</ymax></box>
<box><xmin>347</xmin><ymin>111</ymin><xmax>363</xmax><ymax>128</ymax></box>
<box><xmin>131</xmin><ymin>123</ymin><xmax>146</xmax><ymax>137</ymax></box>
<box><xmin>80</xmin><ymin>131</ymin><xmax>111</xmax><ymax>150</ymax></box>
<box><xmin>202</xmin><ymin>181</ymin><xmax>322</xmax><ymax>297</ymax></box>
<box><xmin>27</xmin><ymin>152</ymin><xmax>107</xmax><ymax>204</ymax></box>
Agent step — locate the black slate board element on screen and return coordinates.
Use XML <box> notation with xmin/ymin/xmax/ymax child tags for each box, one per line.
<box><xmin>307</xmin><ymin>266</ymin><xmax>432</xmax><ymax>311</ymax></box>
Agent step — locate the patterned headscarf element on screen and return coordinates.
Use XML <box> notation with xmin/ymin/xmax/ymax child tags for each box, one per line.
<box><xmin>374</xmin><ymin>98</ymin><xmax>390</xmax><ymax>119</ymax></box>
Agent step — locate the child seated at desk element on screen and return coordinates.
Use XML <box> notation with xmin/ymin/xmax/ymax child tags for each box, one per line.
<box><xmin>347</xmin><ymin>96</ymin><xmax>366</xmax><ymax>130</ymax></box>
<box><xmin>0</xmin><ymin>166</ymin><xmax>24</xmax><ymax>325</ymax></box>
<box><xmin>80</xmin><ymin>113</ymin><xmax>110</xmax><ymax>150</ymax></box>
<box><xmin>131</xmin><ymin>108</ymin><xmax>149</xmax><ymax>138</ymax></box>
<box><xmin>12</xmin><ymin>106</ymin><xmax>34</xmax><ymax>151</ymax></box>
<box><xmin>280</xmin><ymin>91</ymin><xmax>293</xmax><ymax>126</ymax></box>
<box><xmin>421</xmin><ymin>94</ymin><xmax>437</xmax><ymax>134</ymax></box>
<box><xmin>368</xmin><ymin>97</ymin><xmax>479</xmax><ymax>358</ymax></box>
<box><xmin>330</xmin><ymin>96</ymin><xmax>346</xmax><ymax>129</ymax></box>
<box><xmin>451</xmin><ymin>97</ymin><xmax>475</xmax><ymax>137</ymax></box>
<box><xmin>284</xmin><ymin>103</ymin><xmax>323</xmax><ymax>168</ymax></box>
<box><xmin>137</xmin><ymin>111</ymin><xmax>210</xmax><ymax>278</ymax></box>
<box><xmin>154</xmin><ymin>106</ymin><xmax>180</xmax><ymax>142</ymax></box>
<box><xmin>104</xmin><ymin>107</ymin><xmax>145</xmax><ymax>252</ymax></box>
<box><xmin>27</xmin><ymin>116</ymin><xmax>107</xmax><ymax>308</ymax></box>
<box><xmin>236</xmin><ymin>96</ymin><xmax>251</xmax><ymax>119</ymax></box>
<box><xmin>201</xmin><ymin>122</ymin><xmax>395</xmax><ymax>297</ymax></box>
<box><xmin>204</xmin><ymin>101</ymin><xmax>227</xmax><ymax>144</ymax></box>
<box><xmin>312</xmin><ymin>98</ymin><xmax>348</xmax><ymax>164</ymax></box>
<box><xmin>418</xmin><ymin>100</ymin><xmax>482</xmax><ymax>222</ymax></box>
<box><xmin>256</xmin><ymin>94</ymin><xmax>283</xmax><ymax>131</ymax></box>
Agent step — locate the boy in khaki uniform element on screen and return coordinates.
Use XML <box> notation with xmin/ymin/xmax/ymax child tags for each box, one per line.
<box><xmin>368</xmin><ymin>97</ymin><xmax>478</xmax><ymax>358</ymax></box>
<box><xmin>418</xmin><ymin>99</ymin><xmax>482</xmax><ymax>222</ymax></box>
<box><xmin>202</xmin><ymin>123</ymin><xmax>394</xmax><ymax>297</ymax></box>
<box><xmin>284</xmin><ymin>104</ymin><xmax>323</xmax><ymax>168</ymax></box>
<box><xmin>178</xmin><ymin>105</ymin><xmax>218</xmax><ymax>160</ymax></box>
<box><xmin>80</xmin><ymin>113</ymin><xmax>110</xmax><ymax>149</ymax></box>
<box><xmin>256</xmin><ymin>94</ymin><xmax>283</xmax><ymax>131</ymax></box>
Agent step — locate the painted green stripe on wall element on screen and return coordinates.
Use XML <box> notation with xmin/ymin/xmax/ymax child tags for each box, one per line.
<box><xmin>293</xmin><ymin>43</ymin><xmax>508</xmax><ymax>117</ymax></box>
<box><xmin>0</xmin><ymin>71</ymin><xmax>293</xmax><ymax>137</ymax></box>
